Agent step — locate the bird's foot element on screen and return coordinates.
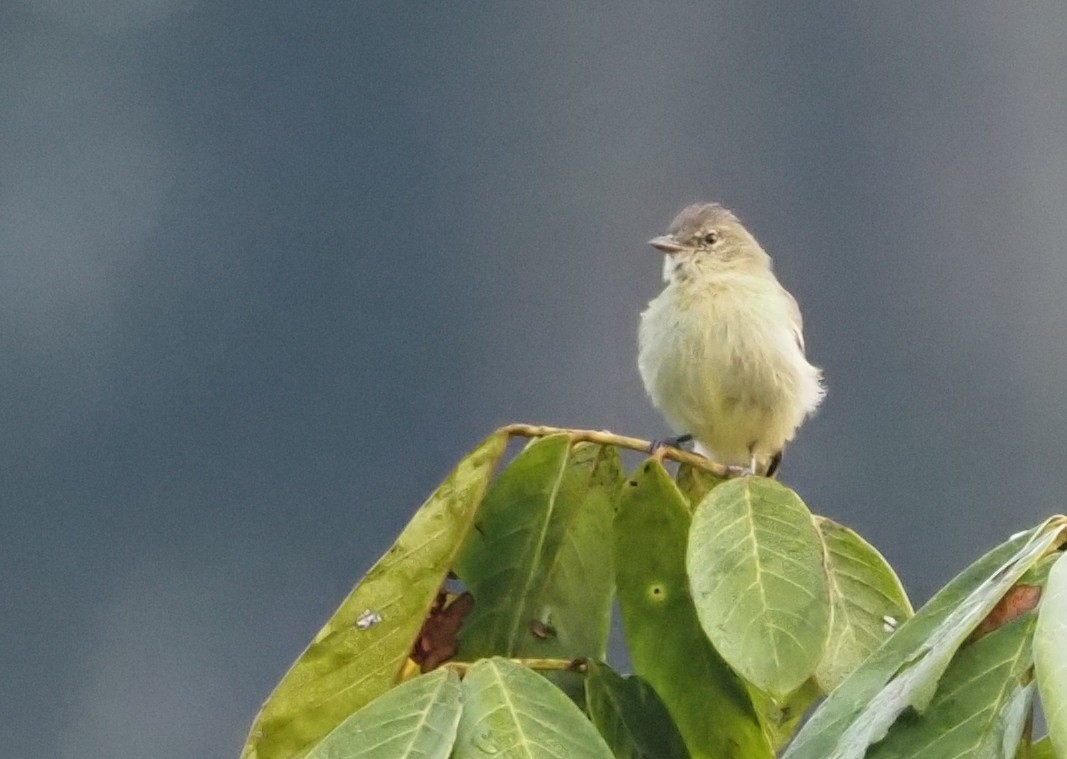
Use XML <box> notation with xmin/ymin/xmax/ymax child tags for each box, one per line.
<box><xmin>726</xmin><ymin>464</ymin><xmax>755</xmax><ymax>478</ymax></box>
<box><xmin>647</xmin><ymin>433</ymin><xmax>693</xmax><ymax>454</ymax></box>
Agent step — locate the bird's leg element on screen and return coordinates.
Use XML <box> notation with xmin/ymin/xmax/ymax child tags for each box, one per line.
<box><xmin>647</xmin><ymin>433</ymin><xmax>693</xmax><ymax>454</ymax></box>
<box><xmin>736</xmin><ymin>449</ymin><xmax>782</xmax><ymax>478</ymax></box>
<box><xmin>725</xmin><ymin>445</ymin><xmax>759</xmax><ymax>478</ymax></box>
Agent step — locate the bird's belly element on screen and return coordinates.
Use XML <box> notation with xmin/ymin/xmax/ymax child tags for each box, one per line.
<box><xmin>639</xmin><ymin>294</ymin><xmax>806</xmax><ymax>464</ymax></box>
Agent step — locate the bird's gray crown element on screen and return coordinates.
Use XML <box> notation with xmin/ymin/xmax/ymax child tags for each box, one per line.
<box><xmin>667</xmin><ymin>203</ymin><xmax>738</xmax><ymax>239</ymax></box>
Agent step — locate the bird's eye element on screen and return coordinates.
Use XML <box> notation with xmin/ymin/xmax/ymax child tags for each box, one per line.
<box><xmin>702</xmin><ymin>231</ymin><xmax>719</xmax><ymax>245</ymax></box>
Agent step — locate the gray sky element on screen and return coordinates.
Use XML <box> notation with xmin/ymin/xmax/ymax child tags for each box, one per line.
<box><xmin>4</xmin><ymin>3</ymin><xmax>1067</xmax><ymax>757</ymax></box>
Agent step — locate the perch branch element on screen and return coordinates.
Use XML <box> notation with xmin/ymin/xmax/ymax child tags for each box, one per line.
<box><xmin>501</xmin><ymin>423</ymin><xmax>731</xmax><ymax>478</ymax></box>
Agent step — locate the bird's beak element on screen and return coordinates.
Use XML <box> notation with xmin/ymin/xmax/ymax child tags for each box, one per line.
<box><xmin>648</xmin><ymin>235</ymin><xmax>688</xmax><ymax>254</ymax></box>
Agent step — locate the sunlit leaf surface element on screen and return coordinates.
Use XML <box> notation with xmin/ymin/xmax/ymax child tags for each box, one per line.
<box><xmin>815</xmin><ymin>517</ymin><xmax>913</xmax><ymax>692</ymax></box>
<box><xmin>241</xmin><ymin>432</ymin><xmax>507</xmax><ymax>759</ymax></box>
<box><xmin>306</xmin><ymin>668</ymin><xmax>462</xmax><ymax>759</ymax></box>
<box><xmin>615</xmin><ymin>460</ymin><xmax>772</xmax><ymax>759</ymax></box>
<box><xmin>454</xmin><ymin>658</ymin><xmax>612</xmax><ymax>759</ymax></box>
<box><xmin>687</xmin><ymin>477</ymin><xmax>830</xmax><ymax>698</ymax></box>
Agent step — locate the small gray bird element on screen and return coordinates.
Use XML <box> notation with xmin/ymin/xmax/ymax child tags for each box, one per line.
<box><xmin>638</xmin><ymin>203</ymin><xmax>824</xmax><ymax>475</ymax></box>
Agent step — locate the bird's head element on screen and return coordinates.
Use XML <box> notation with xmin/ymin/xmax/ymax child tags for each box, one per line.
<box><xmin>649</xmin><ymin>202</ymin><xmax>771</xmax><ymax>283</ymax></box>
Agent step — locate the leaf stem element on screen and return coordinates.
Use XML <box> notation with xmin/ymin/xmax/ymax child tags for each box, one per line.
<box><xmin>443</xmin><ymin>657</ymin><xmax>587</xmax><ymax>676</ymax></box>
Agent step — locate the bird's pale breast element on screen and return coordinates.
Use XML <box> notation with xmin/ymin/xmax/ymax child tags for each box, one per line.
<box><xmin>638</xmin><ymin>273</ymin><xmax>819</xmax><ymax>465</ymax></box>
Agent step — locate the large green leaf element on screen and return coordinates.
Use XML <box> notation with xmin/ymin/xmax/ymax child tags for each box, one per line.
<box><xmin>455</xmin><ymin>435</ymin><xmax>620</xmax><ymax>660</ymax></box>
<box><xmin>686</xmin><ymin>477</ymin><xmax>830</xmax><ymax>699</ymax></box>
<box><xmin>241</xmin><ymin>432</ymin><xmax>508</xmax><ymax>759</ymax></box>
<box><xmin>584</xmin><ymin>661</ymin><xmax>689</xmax><ymax>759</ymax></box>
<box><xmin>865</xmin><ymin>613</ymin><xmax>1036</xmax><ymax>758</ymax></box>
<box><xmin>454</xmin><ymin>658</ymin><xmax>613</xmax><ymax>759</ymax></box>
<box><xmin>614</xmin><ymin>459</ymin><xmax>772</xmax><ymax>759</ymax></box>
<box><xmin>680</xmin><ymin>468</ymin><xmax>813</xmax><ymax>749</ymax></box>
<box><xmin>305</xmin><ymin>668</ymin><xmax>462</xmax><ymax>759</ymax></box>
<box><xmin>815</xmin><ymin>517</ymin><xmax>913</xmax><ymax>693</ymax></box>
<box><xmin>1035</xmin><ymin>551</ymin><xmax>1067</xmax><ymax>759</ymax></box>
<box><xmin>784</xmin><ymin>520</ymin><xmax>1066</xmax><ymax>759</ymax></box>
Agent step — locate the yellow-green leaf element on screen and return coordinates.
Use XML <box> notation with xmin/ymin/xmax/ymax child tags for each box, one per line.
<box><xmin>306</xmin><ymin>668</ymin><xmax>462</xmax><ymax>759</ymax></box>
<box><xmin>454</xmin><ymin>658</ymin><xmax>612</xmax><ymax>759</ymax></box>
<box><xmin>241</xmin><ymin>431</ymin><xmax>507</xmax><ymax>759</ymax></box>
<box><xmin>1036</xmin><ymin>552</ymin><xmax>1067</xmax><ymax>759</ymax></box>
<box><xmin>454</xmin><ymin>436</ymin><xmax>620</xmax><ymax>660</ymax></box>
<box><xmin>674</xmin><ymin>462</ymin><xmax>725</xmax><ymax>510</ymax></box>
<box><xmin>866</xmin><ymin>614</ymin><xmax>1036</xmax><ymax>758</ymax></box>
<box><xmin>745</xmin><ymin>678</ymin><xmax>821</xmax><ymax>751</ymax></box>
<box><xmin>784</xmin><ymin>519</ymin><xmax>1066</xmax><ymax>759</ymax></box>
<box><xmin>687</xmin><ymin>477</ymin><xmax>830</xmax><ymax>698</ymax></box>
<box><xmin>815</xmin><ymin>517</ymin><xmax>913</xmax><ymax>692</ymax></box>
<box><xmin>1032</xmin><ymin>735</ymin><xmax>1058</xmax><ymax>758</ymax></box>
<box><xmin>614</xmin><ymin>460</ymin><xmax>772</xmax><ymax>759</ymax></box>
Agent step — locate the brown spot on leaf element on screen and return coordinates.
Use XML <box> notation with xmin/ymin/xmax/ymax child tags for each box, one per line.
<box><xmin>411</xmin><ymin>590</ymin><xmax>475</xmax><ymax>672</ymax></box>
<box><xmin>970</xmin><ymin>584</ymin><xmax>1041</xmax><ymax>642</ymax></box>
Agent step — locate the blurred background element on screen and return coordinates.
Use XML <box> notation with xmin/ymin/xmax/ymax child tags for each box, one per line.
<box><xmin>4</xmin><ymin>2</ymin><xmax>1067</xmax><ymax>756</ymax></box>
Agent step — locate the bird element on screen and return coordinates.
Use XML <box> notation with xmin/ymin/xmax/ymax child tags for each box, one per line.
<box><xmin>637</xmin><ymin>202</ymin><xmax>824</xmax><ymax>476</ymax></box>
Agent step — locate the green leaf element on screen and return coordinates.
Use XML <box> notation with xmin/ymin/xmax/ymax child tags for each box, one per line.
<box><xmin>745</xmin><ymin>678</ymin><xmax>821</xmax><ymax>751</ymax></box>
<box><xmin>686</xmin><ymin>477</ymin><xmax>831</xmax><ymax>698</ymax></box>
<box><xmin>674</xmin><ymin>463</ymin><xmax>725</xmax><ymax>510</ymax></box>
<box><xmin>1032</xmin><ymin>735</ymin><xmax>1058</xmax><ymax>759</ymax></box>
<box><xmin>584</xmin><ymin>661</ymin><xmax>689</xmax><ymax>759</ymax></box>
<box><xmin>454</xmin><ymin>658</ymin><xmax>613</xmax><ymax>759</ymax></box>
<box><xmin>815</xmin><ymin>517</ymin><xmax>913</xmax><ymax>693</ymax></box>
<box><xmin>614</xmin><ymin>459</ymin><xmax>772</xmax><ymax>759</ymax></box>
<box><xmin>784</xmin><ymin>520</ymin><xmax>1066</xmax><ymax>759</ymax></box>
<box><xmin>1035</xmin><ymin>551</ymin><xmax>1067</xmax><ymax>759</ymax></box>
<box><xmin>305</xmin><ymin>668</ymin><xmax>462</xmax><ymax>759</ymax></box>
<box><xmin>865</xmin><ymin>614</ymin><xmax>1036</xmax><ymax>758</ymax></box>
<box><xmin>241</xmin><ymin>431</ymin><xmax>508</xmax><ymax>759</ymax></box>
<box><xmin>455</xmin><ymin>436</ymin><xmax>621</xmax><ymax>660</ymax></box>
<box><xmin>680</xmin><ymin>468</ymin><xmax>814</xmax><ymax>748</ymax></box>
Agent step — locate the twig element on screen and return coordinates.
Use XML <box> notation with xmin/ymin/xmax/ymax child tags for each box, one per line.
<box><xmin>443</xmin><ymin>657</ymin><xmax>586</xmax><ymax>677</ymax></box>
<box><xmin>501</xmin><ymin>423</ymin><xmax>731</xmax><ymax>478</ymax></box>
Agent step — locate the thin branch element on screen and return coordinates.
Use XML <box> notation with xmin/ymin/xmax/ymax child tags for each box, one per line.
<box><xmin>443</xmin><ymin>657</ymin><xmax>586</xmax><ymax>676</ymax></box>
<box><xmin>501</xmin><ymin>423</ymin><xmax>731</xmax><ymax>478</ymax></box>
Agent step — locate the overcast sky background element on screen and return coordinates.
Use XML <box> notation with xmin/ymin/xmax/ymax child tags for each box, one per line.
<box><xmin>5</xmin><ymin>3</ymin><xmax>1067</xmax><ymax>757</ymax></box>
